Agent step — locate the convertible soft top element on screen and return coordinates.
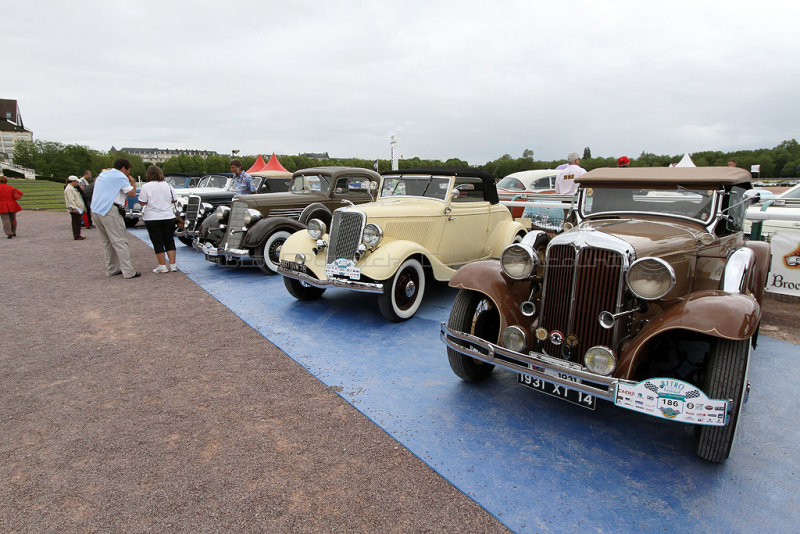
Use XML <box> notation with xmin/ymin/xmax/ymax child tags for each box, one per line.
<box><xmin>382</xmin><ymin>167</ymin><xmax>499</xmax><ymax>204</ymax></box>
<box><xmin>577</xmin><ymin>166</ymin><xmax>752</xmax><ymax>185</ymax></box>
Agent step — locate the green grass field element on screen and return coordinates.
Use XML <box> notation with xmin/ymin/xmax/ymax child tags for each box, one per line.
<box><xmin>8</xmin><ymin>179</ymin><xmax>69</xmax><ymax>211</ymax></box>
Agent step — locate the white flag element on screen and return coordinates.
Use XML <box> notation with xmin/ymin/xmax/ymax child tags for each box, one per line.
<box><xmin>751</xmin><ymin>164</ymin><xmax>761</xmax><ymax>173</ymax></box>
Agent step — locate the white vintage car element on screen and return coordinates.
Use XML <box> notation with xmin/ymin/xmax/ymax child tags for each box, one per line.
<box><xmin>278</xmin><ymin>168</ymin><xmax>528</xmax><ymax>321</ymax></box>
<box><xmin>745</xmin><ymin>183</ymin><xmax>800</xmax><ymax>239</ymax></box>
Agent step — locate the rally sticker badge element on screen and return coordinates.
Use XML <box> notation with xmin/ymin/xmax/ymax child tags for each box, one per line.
<box><xmin>613</xmin><ymin>378</ymin><xmax>729</xmax><ymax>426</ymax></box>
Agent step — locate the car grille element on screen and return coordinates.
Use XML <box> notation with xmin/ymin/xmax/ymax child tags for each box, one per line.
<box><xmin>185</xmin><ymin>195</ymin><xmax>201</xmax><ymax>231</ymax></box>
<box><xmin>539</xmin><ymin>244</ymin><xmax>624</xmax><ymax>360</ymax></box>
<box><xmin>224</xmin><ymin>202</ymin><xmax>248</xmax><ymax>249</ymax></box>
<box><xmin>326</xmin><ymin>211</ymin><xmax>365</xmax><ymax>263</ymax></box>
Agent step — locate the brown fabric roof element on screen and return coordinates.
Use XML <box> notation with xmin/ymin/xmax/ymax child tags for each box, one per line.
<box><xmin>577</xmin><ymin>166</ymin><xmax>752</xmax><ymax>185</ymax></box>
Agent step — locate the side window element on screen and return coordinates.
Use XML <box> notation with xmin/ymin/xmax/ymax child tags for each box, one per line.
<box><xmin>333</xmin><ymin>177</ymin><xmax>349</xmax><ymax>195</ymax></box>
<box><xmin>725</xmin><ymin>186</ymin><xmax>748</xmax><ymax>232</ymax></box>
<box><xmin>453</xmin><ymin>177</ymin><xmax>486</xmax><ymax>202</ymax></box>
<box><xmin>533</xmin><ymin>177</ymin><xmax>551</xmax><ymax>190</ymax></box>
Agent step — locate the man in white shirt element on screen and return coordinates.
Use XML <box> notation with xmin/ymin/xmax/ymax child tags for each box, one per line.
<box><xmin>554</xmin><ymin>152</ymin><xmax>587</xmax><ymax>196</ymax></box>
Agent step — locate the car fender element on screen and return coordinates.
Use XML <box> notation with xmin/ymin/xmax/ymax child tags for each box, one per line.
<box><xmin>299</xmin><ymin>203</ymin><xmax>332</xmax><ymax>226</ymax></box>
<box><xmin>358</xmin><ymin>240</ymin><xmax>454</xmax><ymax>282</ymax></box>
<box><xmin>618</xmin><ymin>290</ymin><xmax>761</xmax><ymax>377</ymax></box>
<box><xmin>449</xmin><ymin>259</ymin><xmax>534</xmax><ymax>337</ymax></box>
<box><xmin>744</xmin><ymin>240</ymin><xmax>771</xmax><ymax>304</ymax></box>
<box><xmin>242</xmin><ymin>217</ymin><xmax>306</xmax><ymax>248</ymax></box>
<box><xmin>487</xmin><ymin>220</ymin><xmax>527</xmax><ymax>257</ymax></box>
<box><xmin>198</xmin><ymin>215</ymin><xmax>219</xmax><ymax>238</ymax></box>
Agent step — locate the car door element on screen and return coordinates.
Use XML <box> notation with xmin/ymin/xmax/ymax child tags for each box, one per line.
<box><xmin>436</xmin><ymin>177</ymin><xmax>492</xmax><ymax>266</ymax></box>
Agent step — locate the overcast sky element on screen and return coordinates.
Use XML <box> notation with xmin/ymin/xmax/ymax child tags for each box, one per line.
<box><xmin>6</xmin><ymin>0</ymin><xmax>798</xmax><ymax>165</ymax></box>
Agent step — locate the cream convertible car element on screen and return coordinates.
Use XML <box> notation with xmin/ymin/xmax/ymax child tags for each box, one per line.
<box><xmin>278</xmin><ymin>168</ymin><xmax>528</xmax><ymax>321</ymax></box>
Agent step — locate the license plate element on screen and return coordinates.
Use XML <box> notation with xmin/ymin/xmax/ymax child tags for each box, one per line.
<box><xmin>282</xmin><ymin>261</ymin><xmax>307</xmax><ymax>274</ymax></box>
<box><xmin>518</xmin><ymin>374</ymin><xmax>596</xmax><ymax>410</ymax></box>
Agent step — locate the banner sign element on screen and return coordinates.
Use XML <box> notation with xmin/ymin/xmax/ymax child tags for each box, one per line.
<box><xmin>751</xmin><ymin>164</ymin><xmax>761</xmax><ymax>173</ymax></box>
<box><xmin>766</xmin><ymin>230</ymin><xmax>800</xmax><ymax>296</ymax></box>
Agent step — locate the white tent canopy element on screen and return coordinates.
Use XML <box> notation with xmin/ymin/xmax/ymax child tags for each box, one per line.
<box><xmin>673</xmin><ymin>153</ymin><xmax>696</xmax><ymax>167</ymax></box>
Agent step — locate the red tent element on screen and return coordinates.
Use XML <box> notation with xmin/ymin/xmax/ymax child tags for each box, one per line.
<box><xmin>246</xmin><ymin>154</ymin><xmax>268</xmax><ymax>173</ymax></box>
<box><xmin>263</xmin><ymin>153</ymin><xmax>289</xmax><ymax>173</ymax></box>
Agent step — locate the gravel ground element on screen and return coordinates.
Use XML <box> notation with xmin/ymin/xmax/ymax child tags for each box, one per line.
<box><xmin>0</xmin><ymin>212</ymin><xmax>509</xmax><ymax>533</ymax></box>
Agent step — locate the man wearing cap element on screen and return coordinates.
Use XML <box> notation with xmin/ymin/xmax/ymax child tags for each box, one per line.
<box><xmin>617</xmin><ymin>156</ymin><xmax>631</xmax><ymax>167</ymax></box>
<box><xmin>555</xmin><ymin>152</ymin><xmax>587</xmax><ymax>196</ymax></box>
<box><xmin>90</xmin><ymin>159</ymin><xmax>141</xmax><ymax>278</ymax></box>
<box><xmin>64</xmin><ymin>176</ymin><xmax>86</xmax><ymax>241</ymax></box>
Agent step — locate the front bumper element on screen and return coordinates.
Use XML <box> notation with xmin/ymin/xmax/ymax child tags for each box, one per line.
<box><xmin>278</xmin><ymin>261</ymin><xmax>384</xmax><ymax>294</ymax></box>
<box><xmin>441</xmin><ymin>322</ymin><xmax>625</xmax><ymax>402</ymax></box>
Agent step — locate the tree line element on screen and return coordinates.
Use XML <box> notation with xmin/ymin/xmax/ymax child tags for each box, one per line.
<box><xmin>11</xmin><ymin>138</ymin><xmax>800</xmax><ymax>182</ymax></box>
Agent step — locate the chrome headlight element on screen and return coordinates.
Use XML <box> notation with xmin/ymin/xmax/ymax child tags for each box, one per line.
<box><xmin>584</xmin><ymin>346</ymin><xmax>616</xmax><ymax>376</ymax></box>
<box><xmin>201</xmin><ymin>202</ymin><xmax>213</xmax><ymax>214</ymax></box>
<box><xmin>501</xmin><ymin>326</ymin><xmax>527</xmax><ymax>352</ymax></box>
<box><xmin>243</xmin><ymin>209</ymin><xmax>262</xmax><ymax>226</ymax></box>
<box><xmin>307</xmin><ymin>218</ymin><xmax>327</xmax><ymax>240</ymax></box>
<box><xmin>626</xmin><ymin>257</ymin><xmax>676</xmax><ymax>300</ymax></box>
<box><xmin>216</xmin><ymin>206</ymin><xmax>230</xmax><ymax>222</ymax></box>
<box><xmin>501</xmin><ymin>243</ymin><xmax>538</xmax><ymax>279</ymax></box>
<box><xmin>362</xmin><ymin>223</ymin><xmax>383</xmax><ymax>247</ymax></box>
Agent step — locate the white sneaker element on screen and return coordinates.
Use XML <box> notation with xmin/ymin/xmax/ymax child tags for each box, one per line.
<box><xmin>169</xmin><ymin>264</ymin><xmax>178</xmax><ymax>272</ymax></box>
<box><xmin>153</xmin><ymin>265</ymin><xmax>168</xmax><ymax>274</ymax></box>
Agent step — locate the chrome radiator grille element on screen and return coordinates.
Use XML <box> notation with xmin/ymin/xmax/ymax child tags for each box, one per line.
<box><xmin>224</xmin><ymin>202</ymin><xmax>248</xmax><ymax>249</ymax></box>
<box><xmin>326</xmin><ymin>211</ymin><xmax>365</xmax><ymax>264</ymax></box>
<box><xmin>184</xmin><ymin>195</ymin><xmax>201</xmax><ymax>230</ymax></box>
<box><xmin>539</xmin><ymin>244</ymin><xmax>624</xmax><ymax>359</ymax></box>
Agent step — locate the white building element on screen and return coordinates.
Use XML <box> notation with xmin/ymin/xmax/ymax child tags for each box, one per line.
<box><xmin>112</xmin><ymin>146</ymin><xmax>220</xmax><ymax>164</ymax></box>
<box><xmin>0</xmin><ymin>99</ymin><xmax>33</xmax><ymax>163</ymax></box>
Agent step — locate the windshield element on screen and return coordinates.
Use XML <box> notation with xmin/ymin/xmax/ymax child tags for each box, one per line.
<box><xmin>165</xmin><ymin>176</ymin><xmax>185</xmax><ymax>187</ymax></box>
<box><xmin>582</xmin><ymin>186</ymin><xmax>716</xmax><ymax>222</ymax></box>
<box><xmin>291</xmin><ymin>174</ymin><xmax>330</xmax><ymax>193</ymax></box>
<box><xmin>380</xmin><ymin>175</ymin><xmax>450</xmax><ymax>200</ymax></box>
<box><xmin>198</xmin><ymin>175</ymin><xmax>229</xmax><ymax>188</ymax></box>
<box><xmin>496</xmin><ymin>177</ymin><xmax>525</xmax><ymax>191</ymax></box>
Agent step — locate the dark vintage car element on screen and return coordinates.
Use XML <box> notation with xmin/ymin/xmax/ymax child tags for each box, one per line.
<box><xmin>124</xmin><ymin>174</ymin><xmax>229</xmax><ymax>228</ymax></box>
<box><xmin>440</xmin><ymin>167</ymin><xmax>770</xmax><ymax>463</ymax></box>
<box><xmin>174</xmin><ymin>171</ymin><xmax>291</xmax><ymax>246</ymax></box>
<box><xmin>199</xmin><ymin>166</ymin><xmax>381</xmax><ymax>273</ymax></box>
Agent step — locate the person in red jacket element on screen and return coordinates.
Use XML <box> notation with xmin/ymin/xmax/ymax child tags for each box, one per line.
<box><xmin>0</xmin><ymin>174</ymin><xmax>23</xmax><ymax>239</ymax></box>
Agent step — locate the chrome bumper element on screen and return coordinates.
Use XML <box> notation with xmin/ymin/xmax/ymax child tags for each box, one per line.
<box><xmin>203</xmin><ymin>245</ymin><xmax>249</xmax><ymax>258</ymax></box>
<box><xmin>278</xmin><ymin>263</ymin><xmax>384</xmax><ymax>294</ymax></box>
<box><xmin>440</xmin><ymin>322</ymin><xmax>630</xmax><ymax>402</ymax></box>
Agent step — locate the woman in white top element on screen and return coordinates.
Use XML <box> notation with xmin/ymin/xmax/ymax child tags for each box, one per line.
<box><xmin>138</xmin><ymin>165</ymin><xmax>179</xmax><ymax>273</ymax></box>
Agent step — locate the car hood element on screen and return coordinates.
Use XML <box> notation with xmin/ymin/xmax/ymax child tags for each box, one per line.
<box><xmin>353</xmin><ymin>197</ymin><xmax>448</xmax><ymax>219</ymax></box>
<box><xmin>570</xmin><ymin>218</ymin><xmax>703</xmax><ymax>258</ymax></box>
<box><xmin>237</xmin><ymin>190</ymin><xmax>329</xmax><ymax>212</ymax></box>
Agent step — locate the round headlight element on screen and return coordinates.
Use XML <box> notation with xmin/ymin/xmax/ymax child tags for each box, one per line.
<box><xmin>243</xmin><ymin>209</ymin><xmax>262</xmax><ymax>226</ymax></box>
<box><xmin>584</xmin><ymin>346</ymin><xmax>616</xmax><ymax>376</ymax></box>
<box><xmin>501</xmin><ymin>244</ymin><xmax>538</xmax><ymax>280</ymax></box>
<box><xmin>362</xmin><ymin>223</ymin><xmax>383</xmax><ymax>247</ymax></box>
<box><xmin>626</xmin><ymin>257</ymin><xmax>676</xmax><ymax>300</ymax></box>
<box><xmin>216</xmin><ymin>206</ymin><xmax>230</xmax><ymax>222</ymax></box>
<box><xmin>501</xmin><ymin>326</ymin><xmax>527</xmax><ymax>352</ymax></box>
<box><xmin>307</xmin><ymin>218</ymin><xmax>327</xmax><ymax>240</ymax></box>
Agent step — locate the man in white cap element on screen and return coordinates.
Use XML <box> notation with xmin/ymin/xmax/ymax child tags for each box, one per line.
<box><xmin>555</xmin><ymin>152</ymin><xmax>587</xmax><ymax>195</ymax></box>
<box><xmin>64</xmin><ymin>176</ymin><xmax>86</xmax><ymax>240</ymax></box>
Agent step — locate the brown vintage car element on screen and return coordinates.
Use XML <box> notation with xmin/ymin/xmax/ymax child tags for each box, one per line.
<box><xmin>200</xmin><ymin>167</ymin><xmax>380</xmax><ymax>273</ymax></box>
<box><xmin>441</xmin><ymin>167</ymin><xmax>770</xmax><ymax>463</ymax></box>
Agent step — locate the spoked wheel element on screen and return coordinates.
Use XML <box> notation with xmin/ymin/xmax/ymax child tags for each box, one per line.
<box><xmin>378</xmin><ymin>258</ymin><xmax>425</xmax><ymax>322</ymax></box>
<box><xmin>695</xmin><ymin>338</ymin><xmax>751</xmax><ymax>463</ymax></box>
<box><xmin>256</xmin><ymin>230</ymin><xmax>291</xmax><ymax>275</ymax></box>
<box><xmin>446</xmin><ymin>289</ymin><xmax>498</xmax><ymax>382</ymax></box>
<box><xmin>283</xmin><ymin>276</ymin><xmax>326</xmax><ymax>301</ymax></box>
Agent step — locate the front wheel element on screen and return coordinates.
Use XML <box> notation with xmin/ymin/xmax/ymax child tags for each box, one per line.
<box><xmin>177</xmin><ymin>235</ymin><xmax>194</xmax><ymax>247</ymax></box>
<box><xmin>283</xmin><ymin>276</ymin><xmax>326</xmax><ymax>301</ymax></box>
<box><xmin>256</xmin><ymin>230</ymin><xmax>292</xmax><ymax>275</ymax></box>
<box><xmin>124</xmin><ymin>217</ymin><xmax>138</xmax><ymax>228</ymax></box>
<box><xmin>446</xmin><ymin>290</ymin><xmax>498</xmax><ymax>382</ymax></box>
<box><xmin>695</xmin><ymin>338</ymin><xmax>750</xmax><ymax>463</ymax></box>
<box><xmin>378</xmin><ymin>258</ymin><xmax>425</xmax><ymax>322</ymax></box>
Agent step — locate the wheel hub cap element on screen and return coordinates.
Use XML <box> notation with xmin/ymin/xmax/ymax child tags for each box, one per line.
<box><xmin>404</xmin><ymin>280</ymin><xmax>416</xmax><ymax>298</ymax></box>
